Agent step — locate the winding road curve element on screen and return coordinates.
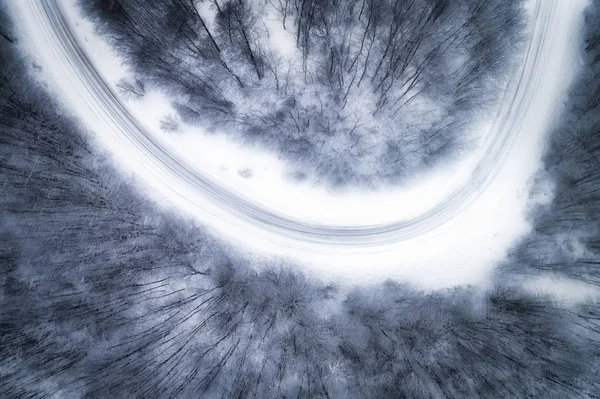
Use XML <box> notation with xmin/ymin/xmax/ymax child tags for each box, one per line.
<box><xmin>14</xmin><ymin>0</ymin><xmax>567</xmax><ymax>249</ymax></box>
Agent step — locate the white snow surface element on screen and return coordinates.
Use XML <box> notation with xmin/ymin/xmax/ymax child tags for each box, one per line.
<box><xmin>59</xmin><ymin>0</ymin><xmax>489</xmax><ymax>227</ymax></box>
<box><xmin>9</xmin><ymin>0</ymin><xmax>589</xmax><ymax>291</ymax></box>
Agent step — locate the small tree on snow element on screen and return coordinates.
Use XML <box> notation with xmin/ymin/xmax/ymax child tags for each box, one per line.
<box><xmin>116</xmin><ymin>77</ymin><xmax>145</xmax><ymax>99</ymax></box>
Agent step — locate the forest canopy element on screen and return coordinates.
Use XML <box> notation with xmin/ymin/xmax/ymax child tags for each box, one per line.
<box><xmin>80</xmin><ymin>0</ymin><xmax>525</xmax><ymax>187</ymax></box>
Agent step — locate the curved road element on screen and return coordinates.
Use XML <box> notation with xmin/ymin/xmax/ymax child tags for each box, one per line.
<box><xmin>14</xmin><ymin>0</ymin><xmax>567</xmax><ymax>249</ymax></box>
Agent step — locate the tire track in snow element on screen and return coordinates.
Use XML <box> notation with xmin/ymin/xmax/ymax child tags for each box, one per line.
<box><xmin>13</xmin><ymin>0</ymin><xmax>570</xmax><ymax>251</ymax></box>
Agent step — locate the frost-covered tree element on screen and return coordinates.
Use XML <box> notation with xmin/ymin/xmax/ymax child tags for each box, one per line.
<box><xmin>80</xmin><ymin>0</ymin><xmax>525</xmax><ymax>187</ymax></box>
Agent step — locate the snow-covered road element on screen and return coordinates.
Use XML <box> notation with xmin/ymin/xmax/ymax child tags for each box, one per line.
<box><xmin>9</xmin><ymin>0</ymin><xmax>586</xmax><ymax>287</ymax></box>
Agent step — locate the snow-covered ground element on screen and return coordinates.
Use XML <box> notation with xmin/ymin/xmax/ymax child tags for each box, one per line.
<box><xmin>9</xmin><ymin>0</ymin><xmax>591</xmax><ymax>291</ymax></box>
<box><xmin>53</xmin><ymin>0</ymin><xmax>490</xmax><ymax>227</ymax></box>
